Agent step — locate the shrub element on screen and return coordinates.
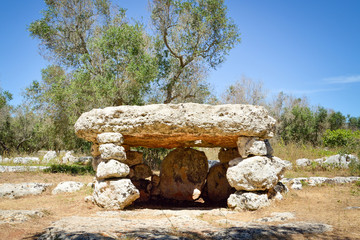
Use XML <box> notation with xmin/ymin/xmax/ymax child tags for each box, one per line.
<box><xmin>323</xmin><ymin>129</ymin><xmax>360</xmax><ymax>155</ymax></box>
<box><xmin>44</xmin><ymin>163</ymin><xmax>95</xmax><ymax>175</ymax></box>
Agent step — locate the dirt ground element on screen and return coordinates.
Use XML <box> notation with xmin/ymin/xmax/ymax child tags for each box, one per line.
<box><xmin>0</xmin><ymin>172</ymin><xmax>359</xmax><ymax>239</ymax></box>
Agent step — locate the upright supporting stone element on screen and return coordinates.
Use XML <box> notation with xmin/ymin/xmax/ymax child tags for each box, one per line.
<box><xmin>236</xmin><ymin>137</ymin><xmax>255</xmax><ymax>158</ymax></box>
<box><xmin>159</xmin><ymin>148</ymin><xmax>208</xmax><ymax>201</ymax></box>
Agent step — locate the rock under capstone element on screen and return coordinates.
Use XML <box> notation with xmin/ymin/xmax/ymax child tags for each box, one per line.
<box><xmin>74</xmin><ymin>103</ymin><xmax>276</xmax><ymax>148</ymax></box>
<box><xmin>159</xmin><ymin>148</ymin><xmax>208</xmax><ymax>201</ymax></box>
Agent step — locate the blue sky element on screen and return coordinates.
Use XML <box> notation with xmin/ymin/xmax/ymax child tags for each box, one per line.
<box><xmin>0</xmin><ymin>0</ymin><xmax>359</xmax><ymax>116</ymax></box>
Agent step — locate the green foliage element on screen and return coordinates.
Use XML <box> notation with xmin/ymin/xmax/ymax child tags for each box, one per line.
<box><xmin>138</xmin><ymin>147</ymin><xmax>170</xmax><ymax>170</ymax></box>
<box><xmin>151</xmin><ymin>0</ymin><xmax>240</xmax><ymax>103</ymax></box>
<box><xmin>349</xmin><ymin>160</ymin><xmax>360</xmax><ymax>176</ymax></box>
<box><xmin>44</xmin><ymin>163</ymin><xmax>95</xmax><ymax>175</ymax></box>
<box><xmin>323</xmin><ymin>129</ymin><xmax>360</xmax><ymax>148</ymax></box>
<box><xmin>328</xmin><ymin>111</ymin><xmax>346</xmax><ymax>130</ymax></box>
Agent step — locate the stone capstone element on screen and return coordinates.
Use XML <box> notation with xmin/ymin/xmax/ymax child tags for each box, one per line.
<box><xmin>93</xmin><ymin>179</ymin><xmax>140</xmax><ymax>209</ymax></box>
<box><xmin>226</xmin><ymin>156</ymin><xmax>287</xmax><ymax>191</ymax></box>
<box><xmin>227</xmin><ymin>191</ymin><xmax>270</xmax><ymax>211</ymax></box>
<box><xmin>159</xmin><ymin>148</ymin><xmax>208</xmax><ymax>201</ymax></box>
<box><xmin>99</xmin><ymin>143</ymin><xmax>126</xmax><ymax>161</ymax></box>
<box><xmin>205</xmin><ymin>163</ymin><xmax>234</xmax><ymax>202</ymax></box>
<box><xmin>52</xmin><ymin>181</ymin><xmax>85</xmax><ymax>194</ymax></box>
<box><xmin>96</xmin><ymin>160</ymin><xmax>130</xmax><ymax>180</ymax></box>
<box><xmin>74</xmin><ymin>103</ymin><xmax>276</xmax><ymax>149</ymax></box>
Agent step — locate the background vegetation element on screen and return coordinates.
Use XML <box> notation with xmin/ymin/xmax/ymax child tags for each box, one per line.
<box><xmin>0</xmin><ymin>0</ymin><xmax>359</xmax><ymax>165</ymax></box>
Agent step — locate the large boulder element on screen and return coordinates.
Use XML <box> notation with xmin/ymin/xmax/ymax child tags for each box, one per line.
<box><xmin>75</xmin><ymin>103</ymin><xmax>276</xmax><ymax>149</ymax></box>
<box><xmin>205</xmin><ymin>163</ymin><xmax>234</xmax><ymax>202</ymax></box>
<box><xmin>159</xmin><ymin>148</ymin><xmax>208</xmax><ymax>201</ymax></box>
<box><xmin>52</xmin><ymin>181</ymin><xmax>85</xmax><ymax>194</ymax></box>
<box><xmin>227</xmin><ymin>191</ymin><xmax>270</xmax><ymax>211</ymax></box>
<box><xmin>226</xmin><ymin>156</ymin><xmax>286</xmax><ymax>191</ymax></box>
<box><xmin>99</xmin><ymin>144</ymin><xmax>126</xmax><ymax>161</ymax></box>
<box><xmin>93</xmin><ymin>179</ymin><xmax>140</xmax><ymax>209</ymax></box>
<box><xmin>96</xmin><ymin>160</ymin><xmax>130</xmax><ymax>180</ymax></box>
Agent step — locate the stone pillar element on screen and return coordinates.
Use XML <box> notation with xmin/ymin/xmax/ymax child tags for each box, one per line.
<box><xmin>226</xmin><ymin>137</ymin><xmax>288</xmax><ymax>211</ymax></box>
<box><xmin>91</xmin><ymin>132</ymin><xmax>140</xmax><ymax>210</ymax></box>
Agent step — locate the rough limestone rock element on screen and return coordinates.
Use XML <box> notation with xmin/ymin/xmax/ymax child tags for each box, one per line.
<box><xmin>0</xmin><ymin>166</ymin><xmax>50</xmax><ymax>173</ymax></box>
<box><xmin>227</xmin><ymin>191</ymin><xmax>270</xmax><ymax>211</ymax></box>
<box><xmin>218</xmin><ymin>148</ymin><xmax>240</xmax><ymax>164</ymax></box>
<box><xmin>43</xmin><ymin>151</ymin><xmax>57</xmax><ymax>162</ymax></box>
<box><xmin>125</xmin><ymin>150</ymin><xmax>143</xmax><ymax>166</ymax></box>
<box><xmin>99</xmin><ymin>143</ymin><xmax>126</xmax><ymax>160</ymax></box>
<box><xmin>13</xmin><ymin>157</ymin><xmax>40</xmax><ymax>164</ymax></box>
<box><xmin>75</xmin><ymin>103</ymin><xmax>276</xmax><ymax>149</ymax></box>
<box><xmin>159</xmin><ymin>148</ymin><xmax>208</xmax><ymax>201</ymax></box>
<box><xmin>324</xmin><ymin>154</ymin><xmax>358</xmax><ymax>168</ymax></box>
<box><xmin>246</xmin><ymin>140</ymin><xmax>268</xmax><ymax>156</ymax></box>
<box><xmin>52</xmin><ymin>181</ymin><xmax>85</xmax><ymax>194</ymax></box>
<box><xmin>0</xmin><ymin>210</ymin><xmax>44</xmax><ymax>224</ymax></box>
<box><xmin>226</xmin><ymin>156</ymin><xmax>286</xmax><ymax>191</ymax></box>
<box><xmin>236</xmin><ymin>137</ymin><xmax>255</xmax><ymax>158</ymax></box>
<box><xmin>97</xmin><ymin>132</ymin><xmax>124</xmax><ymax>144</ymax></box>
<box><xmin>205</xmin><ymin>163</ymin><xmax>234</xmax><ymax>202</ymax></box>
<box><xmin>78</xmin><ymin>156</ymin><xmax>93</xmax><ymax>165</ymax></box>
<box><xmin>93</xmin><ymin>179</ymin><xmax>140</xmax><ymax>209</ymax></box>
<box><xmin>96</xmin><ymin>160</ymin><xmax>130</xmax><ymax>180</ymax></box>
<box><xmin>61</xmin><ymin>151</ymin><xmax>78</xmax><ymax>164</ymax></box>
<box><xmin>256</xmin><ymin>212</ymin><xmax>296</xmax><ymax>223</ymax></box>
<box><xmin>0</xmin><ymin>183</ymin><xmax>52</xmax><ymax>198</ymax></box>
<box><xmin>296</xmin><ymin>158</ymin><xmax>311</xmax><ymax>167</ymax></box>
<box><xmin>92</xmin><ymin>156</ymin><xmax>102</xmax><ymax>171</ymax></box>
<box><xmin>129</xmin><ymin>163</ymin><xmax>152</xmax><ymax>180</ymax></box>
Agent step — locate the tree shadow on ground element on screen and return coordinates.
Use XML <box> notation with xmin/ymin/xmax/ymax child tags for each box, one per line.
<box><xmin>27</xmin><ymin>224</ymin><xmax>339</xmax><ymax>240</ymax></box>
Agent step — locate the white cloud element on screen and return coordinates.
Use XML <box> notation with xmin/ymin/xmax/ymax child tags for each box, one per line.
<box><xmin>325</xmin><ymin>75</ymin><xmax>360</xmax><ymax>84</ymax></box>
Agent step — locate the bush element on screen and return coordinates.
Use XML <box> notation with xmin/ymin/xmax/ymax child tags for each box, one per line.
<box><xmin>323</xmin><ymin>129</ymin><xmax>360</xmax><ymax>152</ymax></box>
<box><xmin>349</xmin><ymin>160</ymin><xmax>360</xmax><ymax>176</ymax></box>
<box><xmin>44</xmin><ymin>163</ymin><xmax>95</xmax><ymax>175</ymax></box>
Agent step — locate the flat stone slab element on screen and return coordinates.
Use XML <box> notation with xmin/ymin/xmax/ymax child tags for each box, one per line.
<box><xmin>0</xmin><ymin>183</ymin><xmax>53</xmax><ymax>198</ymax></box>
<box><xmin>0</xmin><ymin>210</ymin><xmax>44</xmax><ymax>224</ymax></box>
<box><xmin>74</xmin><ymin>103</ymin><xmax>276</xmax><ymax>148</ymax></box>
<box><xmin>38</xmin><ymin>214</ymin><xmax>332</xmax><ymax>240</ymax></box>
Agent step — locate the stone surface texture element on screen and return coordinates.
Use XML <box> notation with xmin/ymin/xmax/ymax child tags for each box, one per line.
<box><xmin>96</xmin><ymin>160</ymin><xmax>130</xmax><ymax>180</ymax></box>
<box><xmin>13</xmin><ymin>157</ymin><xmax>40</xmax><ymax>164</ymax></box>
<box><xmin>218</xmin><ymin>148</ymin><xmax>240</xmax><ymax>164</ymax></box>
<box><xmin>52</xmin><ymin>181</ymin><xmax>85</xmax><ymax>194</ymax></box>
<box><xmin>61</xmin><ymin>151</ymin><xmax>78</xmax><ymax>164</ymax></box>
<box><xmin>97</xmin><ymin>132</ymin><xmax>124</xmax><ymax>144</ymax></box>
<box><xmin>0</xmin><ymin>210</ymin><xmax>44</xmax><ymax>224</ymax></box>
<box><xmin>43</xmin><ymin>151</ymin><xmax>57</xmax><ymax>162</ymax></box>
<box><xmin>93</xmin><ymin>179</ymin><xmax>140</xmax><ymax>209</ymax></box>
<box><xmin>99</xmin><ymin>144</ymin><xmax>126</xmax><ymax>160</ymax></box>
<box><xmin>0</xmin><ymin>183</ymin><xmax>52</xmax><ymax>198</ymax></box>
<box><xmin>227</xmin><ymin>191</ymin><xmax>270</xmax><ymax>211</ymax></box>
<box><xmin>205</xmin><ymin>163</ymin><xmax>234</xmax><ymax>202</ymax></box>
<box><xmin>129</xmin><ymin>163</ymin><xmax>152</xmax><ymax>180</ymax></box>
<box><xmin>226</xmin><ymin>156</ymin><xmax>287</xmax><ymax>191</ymax></box>
<box><xmin>160</xmin><ymin>148</ymin><xmax>208</xmax><ymax>201</ymax></box>
<box><xmin>75</xmin><ymin>103</ymin><xmax>276</xmax><ymax>148</ymax></box>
